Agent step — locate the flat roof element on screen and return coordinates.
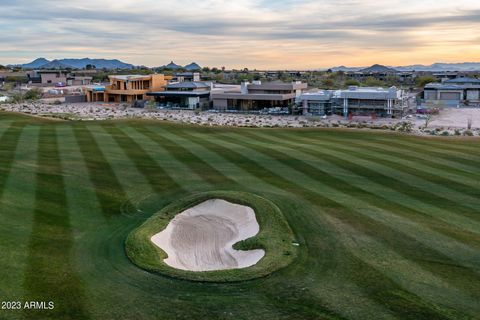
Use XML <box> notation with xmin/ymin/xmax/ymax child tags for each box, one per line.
<box><xmin>247</xmin><ymin>81</ymin><xmax>307</xmax><ymax>90</ymax></box>
<box><xmin>334</xmin><ymin>87</ymin><xmax>399</xmax><ymax>100</ymax></box>
<box><xmin>444</xmin><ymin>77</ymin><xmax>480</xmax><ymax>84</ymax></box>
<box><xmin>37</xmin><ymin>70</ymin><xmax>69</xmax><ymax>73</ymax></box>
<box><xmin>85</xmin><ymin>86</ymin><xmax>105</xmax><ymax>92</ymax></box>
<box><xmin>211</xmin><ymin>92</ymin><xmax>295</xmax><ymax>101</ymax></box>
<box><xmin>147</xmin><ymin>91</ymin><xmax>210</xmax><ymax>97</ymax></box>
<box><xmin>300</xmin><ymin>90</ymin><xmax>333</xmax><ymax>101</ymax></box>
<box><xmin>165</xmin><ymin>82</ymin><xmax>210</xmax><ymax>90</ymax></box>
<box><xmin>425</xmin><ymin>83</ymin><xmax>480</xmax><ymax>90</ymax></box>
<box><xmin>109</xmin><ymin>75</ymin><xmax>151</xmax><ymax>81</ymax></box>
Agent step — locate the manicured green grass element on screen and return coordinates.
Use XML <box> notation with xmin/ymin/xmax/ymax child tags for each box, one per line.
<box><xmin>0</xmin><ymin>111</ymin><xmax>479</xmax><ymax>320</ymax></box>
<box><xmin>126</xmin><ymin>191</ymin><xmax>297</xmax><ymax>282</ymax></box>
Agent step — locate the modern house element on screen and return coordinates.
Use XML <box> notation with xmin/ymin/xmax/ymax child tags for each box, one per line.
<box><xmin>172</xmin><ymin>72</ymin><xmax>201</xmax><ymax>83</ymax></box>
<box><xmin>301</xmin><ymin>86</ymin><xmax>406</xmax><ymax>117</ymax></box>
<box><xmin>211</xmin><ymin>81</ymin><xmax>307</xmax><ymax>113</ymax></box>
<box><xmin>36</xmin><ymin>70</ymin><xmax>92</xmax><ymax>86</ymax></box>
<box><xmin>147</xmin><ymin>81</ymin><xmax>212</xmax><ymax>109</ymax></box>
<box><xmin>67</xmin><ymin>75</ymin><xmax>92</xmax><ymax>86</ymax></box>
<box><xmin>423</xmin><ymin>77</ymin><xmax>480</xmax><ymax>107</ymax></box>
<box><xmin>84</xmin><ymin>74</ymin><xmax>171</xmax><ymax>103</ymax></box>
<box><xmin>299</xmin><ymin>90</ymin><xmax>334</xmax><ymax>116</ymax></box>
<box><xmin>333</xmin><ymin>86</ymin><xmax>406</xmax><ymax>117</ymax></box>
<box><xmin>38</xmin><ymin>70</ymin><xmax>69</xmax><ymax>84</ymax></box>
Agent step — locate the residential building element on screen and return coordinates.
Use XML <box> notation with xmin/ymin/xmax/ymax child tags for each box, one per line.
<box><xmin>211</xmin><ymin>81</ymin><xmax>307</xmax><ymax>113</ymax></box>
<box><xmin>300</xmin><ymin>90</ymin><xmax>333</xmax><ymax>115</ymax></box>
<box><xmin>301</xmin><ymin>86</ymin><xmax>406</xmax><ymax>117</ymax></box>
<box><xmin>84</xmin><ymin>74</ymin><xmax>171</xmax><ymax>103</ymax></box>
<box><xmin>171</xmin><ymin>72</ymin><xmax>201</xmax><ymax>82</ymax></box>
<box><xmin>36</xmin><ymin>70</ymin><xmax>92</xmax><ymax>86</ymax></box>
<box><xmin>423</xmin><ymin>77</ymin><xmax>480</xmax><ymax>107</ymax></box>
<box><xmin>333</xmin><ymin>86</ymin><xmax>406</xmax><ymax>117</ymax></box>
<box><xmin>38</xmin><ymin>70</ymin><xmax>69</xmax><ymax>84</ymax></box>
<box><xmin>67</xmin><ymin>75</ymin><xmax>92</xmax><ymax>86</ymax></box>
<box><xmin>147</xmin><ymin>81</ymin><xmax>211</xmax><ymax>109</ymax></box>
<box><xmin>0</xmin><ymin>71</ymin><xmax>31</xmax><ymax>83</ymax></box>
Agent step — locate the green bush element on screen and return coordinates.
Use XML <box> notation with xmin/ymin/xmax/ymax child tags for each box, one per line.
<box><xmin>10</xmin><ymin>92</ymin><xmax>24</xmax><ymax>103</ymax></box>
<box><xmin>345</xmin><ymin>79</ymin><xmax>360</xmax><ymax>86</ymax></box>
<box><xmin>24</xmin><ymin>88</ymin><xmax>43</xmax><ymax>100</ymax></box>
<box><xmin>416</xmin><ymin>76</ymin><xmax>437</xmax><ymax>88</ymax></box>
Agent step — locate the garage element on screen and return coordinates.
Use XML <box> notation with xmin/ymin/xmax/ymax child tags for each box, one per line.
<box><xmin>439</xmin><ymin>92</ymin><xmax>462</xmax><ymax>100</ymax></box>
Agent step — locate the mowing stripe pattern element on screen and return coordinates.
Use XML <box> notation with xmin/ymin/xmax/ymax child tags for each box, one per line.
<box><xmin>0</xmin><ymin>114</ymin><xmax>478</xmax><ymax>320</ymax></box>
<box><xmin>23</xmin><ymin>125</ymin><xmax>89</xmax><ymax>319</ymax></box>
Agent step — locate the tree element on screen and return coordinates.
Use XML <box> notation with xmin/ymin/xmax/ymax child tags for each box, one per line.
<box><xmin>5</xmin><ymin>76</ymin><xmax>28</xmax><ymax>83</ymax></box>
<box><xmin>424</xmin><ymin>114</ymin><xmax>433</xmax><ymax>128</ymax></box>
<box><xmin>416</xmin><ymin>76</ymin><xmax>437</xmax><ymax>88</ymax></box>
<box><xmin>24</xmin><ymin>88</ymin><xmax>43</xmax><ymax>100</ymax></box>
<box><xmin>321</xmin><ymin>79</ymin><xmax>335</xmax><ymax>88</ymax></box>
<box><xmin>345</xmin><ymin>79</ymin><xmax>360</xmax><ymax>86</ymax></box>
<box><xmin>364</xmin><ymin>77</ymin><xmax>386</xmax><ymax>87</ymax></box>
<box><xmin>10</xmin><ymin>92</ymin><xmax>24</xmax><ymax>103</ymax></box>
<box><xmin>238</xmin><ymin>74</ymin><xmax>253</xmax><ymax>83</ymax></box>
<box><xmin>92</xmin><ymin>73</ymin><xmax>106</xmax><ymax>82</ymax></box>
<box><xmin>1</xmin><ymin>82</ymin><xmax>14</xmax><ymax>91</ymax></box>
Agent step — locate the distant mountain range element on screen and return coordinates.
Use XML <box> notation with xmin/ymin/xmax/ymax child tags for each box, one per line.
<box><xmin>160</xmin><ymin>61</ymin><xmax>202</xmax><ymax>71</ymax></box>
<box><xmin>184</xmin><ymin>62</ymin><xmax>202</xmax><ymax>71</ymax></box>
<box><xmin>20</xmin><ymin>58</ymin><xmax>50</xmax><ymax>69</ymax></box>
<box><xmin>394</xmin><ymin>62</ymin><xmax>480</xmax><ymax>72</ymax></box>
<box><xmin>358</xmin><ymin>64</ymin><xmax>397</xmax><ymax>73</ymax></box>
<box><xmin>12</xmin><ymin>58</ymin><xmax>203</xmax><ymax>71</ymax></box>
<box><xmin>331</xmin><ymin>62</ymin><xmax>480</xmax><ymax>72</ymax></box>
<box><xmin>12</xmin><ymin>58</ymin><xmax>136</xmax><ymax>69</ymax></box>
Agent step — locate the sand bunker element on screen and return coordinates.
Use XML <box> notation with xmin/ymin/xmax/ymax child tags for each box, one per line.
<box><xmin>151</xmin><ymin>199</ymin><xmax>265</xmax><ymax>272</ymax></box>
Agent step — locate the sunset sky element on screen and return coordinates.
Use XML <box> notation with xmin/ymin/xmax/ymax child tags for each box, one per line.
<box><xmin>1</xmin><ymin>0</ymin><xmax>479</xmax><ymax>69</ymax></box>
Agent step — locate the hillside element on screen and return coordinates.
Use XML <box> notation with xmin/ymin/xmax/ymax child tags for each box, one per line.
<box><xmin>15</xmin><ymin>58</ymin><xmax>135</xmax><ymax>69</ymax></box>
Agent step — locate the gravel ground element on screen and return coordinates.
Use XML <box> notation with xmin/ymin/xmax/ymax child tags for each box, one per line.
<box><xmin>1</xmin><ymin>102</ymin><xmax>479</xmax><ymax>136</ymax></box>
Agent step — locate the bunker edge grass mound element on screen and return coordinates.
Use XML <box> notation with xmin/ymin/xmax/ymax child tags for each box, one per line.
<box><xmin>125</xmin><ymin>191</ymin><xmax>298</xmax><ymax>282</ymax></box>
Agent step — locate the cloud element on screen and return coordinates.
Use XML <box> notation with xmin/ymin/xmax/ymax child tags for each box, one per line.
<box><xmin>0</xmin><ymin>0</ymin><xmax>479</xmax><ymax>68</ymax></box>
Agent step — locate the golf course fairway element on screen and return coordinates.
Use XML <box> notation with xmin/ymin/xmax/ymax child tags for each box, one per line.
<box><xmin>0</xmin><ymin>111</ymin><xmax>479</xmax><ymax>320</ymax></box>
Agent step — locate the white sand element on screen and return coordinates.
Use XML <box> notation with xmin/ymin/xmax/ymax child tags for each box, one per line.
<box><xmin>151</xmin><ymin>199</ymin><xmax>265</xmax><ymax>272</ymax></box>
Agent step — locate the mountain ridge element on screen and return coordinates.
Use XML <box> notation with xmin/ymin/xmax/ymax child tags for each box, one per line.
<box><xmin>331</xmin><ymin>62</ymin><xmax>480</xmax><ymax>72</ymax></box>
<box><xmin>12</xmin><ymin>58</ymin><xmax>136</xmax><ymax>69</ymax></box>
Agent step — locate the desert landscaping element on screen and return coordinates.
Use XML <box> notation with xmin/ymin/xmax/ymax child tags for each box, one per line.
<box><xmin>151</xmin><ymin>199</ymin><xmax>265</xmax><ymax>272</ymax></box>
<box><xmin>1</xmin><ymin>101</ymin><xmax>480</xmax><ymax>136</ymax></box>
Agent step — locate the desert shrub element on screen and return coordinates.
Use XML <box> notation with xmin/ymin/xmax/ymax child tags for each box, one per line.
<box><xmin>24</xmin><ymin>88</ymin><xmax>43</xmax><ymax>100</ymax></box>
<box><xmin>10</xmin><ymin>92</ymin><xmax>24</xmax><ymax>103</ymax></box>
